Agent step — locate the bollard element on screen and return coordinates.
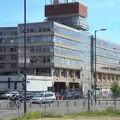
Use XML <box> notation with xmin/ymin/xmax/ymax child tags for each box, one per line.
<box><xmin>99</xmin><ymin>100</ymin><xmax>100</xmax><ymax>105</ymax></box>
<box><xmin>74</xmin><ymin>101</ymin><xmax>76</xmax><ymax>106</ymax></box>
<box><xmin>88</xmin><ymin>90</ymin><xmax>90</xmax><ymax>111</ymax></box>
<box><xmin>83</xmin><ymin>99</ymin><xmax>85</xmax><ymax>108</ymax></box>
<box><xmin>39</xmin><ymin>102</ymin><xmax>41</xmax><ymax>108</ymax></box>
<box><xmin>66</xmin><ymin>100</ymin><xmax>68</xmax><ymax>107</ymax></box>
<box><xmin>67</xmin><ymin>100</ymin><xmax>69</xmax><ymax>113</ymax></box>
<box><xmin>57</xmin><ymin>100</ymin><xmax>59</xmax><ymax>107</ymax></box>
<box><xmin>48</xmin><ymin>102</ymin><xmax>50</xmax><ymax>107</ymax></box>
<box><xmin>29</xmin><ymin>101</ymin><xmax>32</xmax><ymax>108</ymax></box>
<box><xmin>106</xmin><ymin>100</ymin><xmax>108</xmax><ymax>106</ymax></box>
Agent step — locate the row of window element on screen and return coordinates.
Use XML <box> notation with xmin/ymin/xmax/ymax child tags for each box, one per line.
<box><xmin>0</xmin><ymin>63</ymin><xmax>17</xmax><ymax>69</ymax></box>
<box><xmin>97</xmin><ymin>56</ymin><xmax>120</xmax><ymax>65</ymax></box>
<box><xmin>0</xmin><ymin>47</ymin><xmax>17</xmax><ymax>52</ymax></box>
<box><xmin>54</xmin><ymin>46</ymin><xmax>83</xmax><ymax>58</ymax></box>
<box><xmin>98</xmin><ymin>73</ymin><xmax>120</xmax><ymax>81</ymax></box>
<box><xmin>22</xmin><ymin>55</ymin><xmax>83</xmax><ymax>67</ymax></box>
<box><xmin>54</xmin><ymin>25</ymin><xmax>90</xmax><ymax>43</ymax></box>
<box><xmin>53</xmin><ymin>36</ymin><xmax>82</xmax><ymax>50</ymax></box>
<box><xmin>54</xmin><ymin>57</ymin><xmax>83</xmax><ymax>67</ymax></box>
<box><xmin>19</xmin><ymin>27</ymin><xmax>51</xmax><ymax>34</ymax></box>
<box><xmin>0</xmin><ymin>55</ymin><xmax>17</xmax><ymax>61</ymax></box>
<box><xmin>97</xmin><ymin>39</ymin><xmax>120</xmax><ymax>51</ymax></box>
<box><xmin>29</xmin><ymin>56</ymin><xmax>53</xmax><ymax>63</ymax></box>
<box><xmin>96</xmin><ymin>47</ymin><xmax>120</xmax><ymax>58</ymax></box>
<box><xmin>0</xmin><ymin>31</ymin><xmax>17</xmax><ymax>36</ymax></box>
<box><xmin>15</xmin><ymin>36</ymin><xmax>52</xmax><ymax>44</ymax></box>
<box><xmin>29</xmin><ymin>46</ymin><xmax>53</xmax><ymax>53</ymax></box>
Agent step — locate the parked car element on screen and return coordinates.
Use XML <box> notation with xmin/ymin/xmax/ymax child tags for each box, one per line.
<box><xmin>55</xmin><ymin>93</ymin><xmax>63</xmax><ymax>100</ymax></box>
<box><xmin>20</xmin><ymin>91</ymin><xmax>34</xmax><ymax>101</ymax></box>
<box><xmin>0</xmin><ymin>91</ymin><xmax>20</xmax><ymax>99</ymax></box>
<box><xmin>63</xmin><ymin>91</ymin><xmax>81</xmax><ymax>100</ymax></box>
<box><xmin>31</xmin><ymin>91</ymin><xmax>56</xmax><ymax>104</ymax></box>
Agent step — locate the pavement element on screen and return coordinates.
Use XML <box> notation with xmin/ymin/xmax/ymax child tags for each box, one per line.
<box><xmin>0</xmin><ymin>99</ymin><xmax>120</xmax><ymax>119</ymax></box>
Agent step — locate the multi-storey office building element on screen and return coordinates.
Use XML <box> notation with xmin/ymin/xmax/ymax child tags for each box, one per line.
<box><xmin>0</xmin><ymin>1</ymin><xmax>91</xmax><ymax>92</ymax></box>
<box><xmin>0</xmin><ymin>27</ymin><xmax>18</xmax><ymax>75</ymax></box>
<box><xmin>4</xmin><ymin>1</ymin><xmax>120</xmax><ymax>93</ymax></box>
<box><xmin>95</xmin><ymin>39</ymin><xmax>120</xmax><ymax>89</ymax></box>
<box><xmin>16</xmin><ymin>21</ymin><xmax>90</xmax><ymax>92</ymax></box>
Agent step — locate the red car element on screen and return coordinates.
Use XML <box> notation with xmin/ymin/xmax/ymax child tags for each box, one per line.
<box><xmin>55</xmin><ymin>93</ymin><xmax>63</xmax><ymax>100</ymax></box>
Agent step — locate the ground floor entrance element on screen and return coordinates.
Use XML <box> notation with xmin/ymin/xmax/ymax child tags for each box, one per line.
<box><xmin>53</xmin><ymin>82</ymin><xmax>83</xmax><ymax>93</ymax></box>
<box><xmin>54</xmin><ymin>82</ymin><xmax>66</xmax><ymax>93</ymax></box>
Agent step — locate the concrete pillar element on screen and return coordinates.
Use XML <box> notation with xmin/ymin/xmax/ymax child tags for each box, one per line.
<box><xmin>59</xmin><ymin>69</ymin><xmax>61</xmax><ymax>77</ymax></box>
<box><xmin>34</xmin><ymin>69</ymin><xmax>36</xmax><ymax>75</ymax></box>
<box><xmin>66</xmin><ymin>70</ymin><xmax>69</xmax><ymax>78</ymax></box>
<box><xmin>51</xmin><ymin>68</ymin><xmax>54</xmax><ymax>77</ymax></box>
<box><xmin>66</xmin><ymin>82</ymin><xmax>69</xmax><ymax>90</ymax></box>
<box><xmin>73</xmin><ymin>70</ymin><xmax>75</xmax><ymax>78</ymax></box>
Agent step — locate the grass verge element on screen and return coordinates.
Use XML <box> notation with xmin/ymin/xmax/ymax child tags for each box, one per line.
<box><xmin>9</xmin><ymin>108</ymin><xmax>120</xmax><ymax>120</ymax></box>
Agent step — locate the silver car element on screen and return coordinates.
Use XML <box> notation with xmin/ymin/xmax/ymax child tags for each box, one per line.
<box><xmin>31</xmin><ymin>91</ymin><xmax>56</xmax><ymax>104</ymax></box>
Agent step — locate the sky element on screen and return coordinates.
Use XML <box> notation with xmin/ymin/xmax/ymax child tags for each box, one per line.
<box><xmin>0</xmin><ymin>0</ymin><xmax>119</xmax><ymax>44</ymax></box>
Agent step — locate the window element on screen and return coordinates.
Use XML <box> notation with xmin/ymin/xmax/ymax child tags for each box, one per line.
<box><xmin>31</xmin><ymin>47</ymin><xmax>34</xmax><ymax>52</ymax></box>
<box><xmin>44</xmin><ymin>93</ymin><xmax>53</xmax><ymax>97</ymax></box>
<box><xmin>31</xmin><ymin>28</ymin><xmax>34</xmax><ymax>32</ymax></box>
<box><xmin>47</xmin><ymin>56</ymin><xmax>50</xmax><ymax>63</ymax></box>
<box><xmin>112</xmin><ymin>76</ymin><xmax>114</xmax><ymax>81</ymax></box>
<box><xmin>116</xmin><ymin>76</ymin><xmax>118</xmax><ymax>81</ymax></box>
<box><xmin>0</xmin><ymin>63</ymin><xmax>5</xmax><ymax>68</ymax></box>
<box><xmin>43</xmin><ymin>28</ymin><xmax>46</xmax><ymax>32</ymax></box>
<box><xmin>39</xmin><ymin>28</ymin><xmax>42</xmax><ymax>32</ymax></box>
<box><xmin>10</xmin><ymin>32</ymin><xmax>13</xmax><ymax>36</ymax></box>
<box><xmin>10</xmin><ymin>48</ymin><xmax>16</xmax><ymax>52</ymax></box>
<box><xmin>11</xmin><ymin>63</ymin><xmax>17</xmax><ymax>68</ymax></box>
<box><xmin>47</xmin><ymin>28</ymin><xmax>50</xmax><ymax>32</ymax></box>
<box><xmin>0</xmin><ymin>32</ymin><xmax>3</xmax><ymax>36</ymax></box>
<box><xmin>11</xmin><ymin>55</ymin><xmax>17</xmax><ymax>60</ymax></box>
<box><xmin>0</xmin><ymin>55</ymin><xmax>6</xmax><ymax>60</ymax></box>
<box><xmin>27</xmin><ymin>29</ymin><xmax>30</xmax><ymax>33</ymax></box>
<box><xmin>43</xmin><ymin>56</ymin><xmax>46</xmax><ymax>63</ymax></box>
<box><xmin>98</xmin><ymin>73</ymin><xmax>101</xmax><ymax>79</ymax></box>
<box><xmin>14</xmin><ymin>32</ymin><xmax>17</xmax><ymax>35</ymax></box>
<box><xmin>4</xmin><ymin>33</ymin><xmax>6</xmax><ymax>35</ymax></box>
<box><xmin>108</xmin><ymin>75</ymin><xmax>110</xmax><ymax>80</ymax></box>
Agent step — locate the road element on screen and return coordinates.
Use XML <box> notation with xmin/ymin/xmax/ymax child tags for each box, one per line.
<box><xmin>0</xmin><ymin>99</ymin><xmax>120</xmax><ymax>119</ymax></box>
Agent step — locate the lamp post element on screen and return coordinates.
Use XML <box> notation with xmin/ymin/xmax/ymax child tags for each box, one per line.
<box><xmin>23</xmin><ymin>0</ymin><xmax>27</xmax><ymax>114</ymax></box>
<box><xmin>94</xmin><ymin>29</ymin><xmax>107</xmax><ymax>104</ymax></box>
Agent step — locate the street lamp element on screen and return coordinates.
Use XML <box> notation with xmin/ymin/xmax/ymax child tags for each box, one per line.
<box><xmin>23</xmin><ymin>0</ymin><xmax>27</xmax><ymax>114</ymax></box>
<box><xmin>94</xmin><ymin>29</ymin><xmax>107</xmax><ymax>104</ymax></box>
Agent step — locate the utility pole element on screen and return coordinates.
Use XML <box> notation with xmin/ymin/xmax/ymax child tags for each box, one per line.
<box><xmin>23</xmin><ymin>0</ymin><xmax>27</xmax><ymax>114</ymax></box>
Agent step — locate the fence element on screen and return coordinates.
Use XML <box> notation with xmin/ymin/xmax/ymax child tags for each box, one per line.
<box><xmin>0</xmin><ymin>96</ymin><xmax>120</xmax><ymax>119</ymax></box>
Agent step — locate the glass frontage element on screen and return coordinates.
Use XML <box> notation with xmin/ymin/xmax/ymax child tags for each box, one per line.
<box><xmin>14</xmin><ymin>36</ymin><xmax>53</xmax><ymax>44</ymax></box>
<box><xmin>53</xmin><ymin>23</ymin><xmax>90</xmax><ymax>44</ymax></box>
<box><xmin>97</xmin><ymin>39</ymin><xmax>120</xmax><ymax>51</ymax></box>
<box><xmin>54</xmin><ymin>57</ymin><xmax>83</xmax><ymax>67</ymax></box>
<box><xmin>96</xmin><ymin>39</ymin><xmax>120</xmax><ymax>67</ymax></box>
<box><xmin>53</xmin><ymin>36</ymin><xmax>83</xmax><ymax>49</ymax></box>
<box><xmin>97</xmin><ymin>47</ymin><xmax>120</xmax><ymax>58</ymax></box>
<box><xmin>97</xmin><ymin>56</ymin><xmax>120</xmax><ymax>65</ymax></box>
<box><xmin>54</xmin><ymin>46</ymin><xmax>83</xmax><ymax>59</ymax></box>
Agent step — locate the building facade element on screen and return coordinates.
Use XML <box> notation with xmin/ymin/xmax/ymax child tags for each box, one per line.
<box><xmin>96</xmin><ymin>39</ymin><xmax>120</xmax><ymax>89</ymax></box>
<box><xmin>1</xmin><ymin>1</ymin><xmax>119</xmax><ymax>92</ymax></box>
<box><xmin>0</xmin><ymin>1</ymin><xmax>91</xmax><ymax>93</ymax></box>
<box><xmin>0</xmin><ymin>27</ymin><xmax>18</xmax><ymax>75</ymax></box>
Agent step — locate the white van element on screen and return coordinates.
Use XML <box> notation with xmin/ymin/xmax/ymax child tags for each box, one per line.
<box><xmin>31</xmin><ymin>91</ymin><xmax>56</xmax><ymax>104</ymax></box>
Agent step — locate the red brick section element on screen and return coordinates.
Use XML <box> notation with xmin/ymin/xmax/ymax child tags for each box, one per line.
<box><xmin>45</xmin><ymin>2</ymin><xmax>87</xmax><ymax>18</ymax></box>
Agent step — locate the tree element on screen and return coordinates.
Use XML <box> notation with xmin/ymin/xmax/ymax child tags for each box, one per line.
<box><xmin>111</xmin><ymin>82</ymin><xmax>120</xmax><ymax>99</ymax></box>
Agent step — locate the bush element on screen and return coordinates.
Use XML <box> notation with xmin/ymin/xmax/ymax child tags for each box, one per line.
<box><xmin>42</xmin><ymin>113</ymin><xmax>63</xmax><ymax>118</ymax></box>
<box><xmin>24</xmin><ymin>111</ymin><xmax>42</xmax><ymax>119</ymax></box>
